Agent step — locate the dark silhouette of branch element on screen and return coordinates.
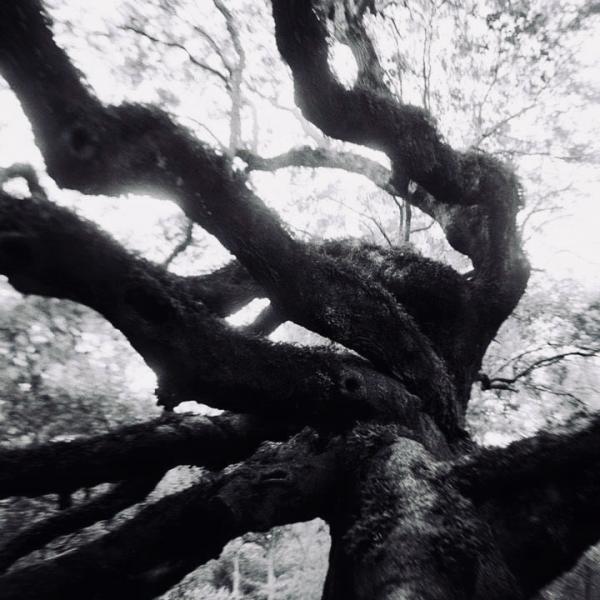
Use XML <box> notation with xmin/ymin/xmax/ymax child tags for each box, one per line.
<box><xmin>0</xmin><ymin>412</ymin><xmax>296</xmax><ymax>499</ymax></box>
<box><xmin>0</xmin><ymin>431</ymin><xmax>341</xmax><ymax>600</ymax></box>
<box><xmin>479</xmin><ymin>349</ymin><xmax>600</xmax><ymax>391</ymax></box>
<box><xmin>0</xmin><ymin>471</ymin><xmax>165</xmax><ymax>573</ymax></box>
<box><xmin>162</xmin><ymin>220</ymin><xmax>194</xmax><ymax>268</ymax></box>
<box><xmin>122</xmin><ymin>25</ymin><xmax>230</xmax><ymax>85</ymax></box>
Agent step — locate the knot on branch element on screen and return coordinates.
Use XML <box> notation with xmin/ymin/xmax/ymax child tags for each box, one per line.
<box><xmin>65</xmin><ymin>124</ymin><xmax>99</xmax><ymax>160</ymax></box>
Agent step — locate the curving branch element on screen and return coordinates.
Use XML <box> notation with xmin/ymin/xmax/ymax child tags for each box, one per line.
<box><xmin>0</xmin><ymin>163</ymin><xmax>47</xmax><ymax>200</ymax></box>
<box><xmin>479</xmin><ymin>348</ymin><xmax>600</xmax><ymax>391</ymax></box>
<box><xmin>238</xmin><ymin>145</ymin><xmax>396</xmax><ymax>194</ymax></box>
<box><xmin>270</xmin><ymin>0</ymin><xmax>530</xmax><ymax>308</ymax></box>
<box><xmin>0</xmin><ymin>191</ymin><xmax>421</xmax><ymax>422</ymax></box>
<box><xmin>0</xmin><ymin>430</ymin><xmax>341</xmax><ymax>600</ymax></box>
<box><xmin>0</xmin><ymin>0</ymin><xmax>455</xmax><ymax>434</ymax></box>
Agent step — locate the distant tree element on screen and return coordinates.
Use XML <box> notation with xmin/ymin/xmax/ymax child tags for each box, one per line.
<box><xmin>0</xmin><ymin>1</ymin><xmax>599</xmax><ymax>599</ymax></box>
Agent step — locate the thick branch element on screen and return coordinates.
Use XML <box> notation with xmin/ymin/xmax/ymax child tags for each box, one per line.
<box><xmin>0</xmin><ymin>412</ymin><xmax>294</xmax><ymax>499</ymax></box>
<box><xmin>270</xmin><ymin>0</ymin><xmax>530</xmax><ymax>308</ymax></box>
<box><xmin>0</xmin><ymin>2</ymin><xmax>455</xmax><ymax>433</ymax></box>
<box><xmin>0</xmin><ymin>431</ymin><xmax>340</xmax><ymax>600</ymax></box>
<box><xmin>0</xmin><ymin>472</ymin><xmax>164</xmax><ymax>573</ymax></box>
<box><xmin>452</xmin><ymin>416</ymin><xmax>600</xmax><ymax>596</ymax></box>
<box><xmin>0</xmin><ymin>192</ymin><xmax>420</xmax><ymax>423</ymax></box>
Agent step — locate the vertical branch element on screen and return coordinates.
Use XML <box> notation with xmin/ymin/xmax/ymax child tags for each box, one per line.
<box><xmin>404</xmin><ymin>202</ymin><xmax>412</xmax><ymax>243</ymax></box>
<box><xmin>214</xmin><ymin>0</ymin><xmax>246</xmax><ymax>154</ymax></box>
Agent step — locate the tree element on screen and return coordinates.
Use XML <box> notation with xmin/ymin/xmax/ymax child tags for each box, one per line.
<box><xmin>0</xmin><ymin>0</ymin><xmax>598</xmax><ymax>598</ymax></box>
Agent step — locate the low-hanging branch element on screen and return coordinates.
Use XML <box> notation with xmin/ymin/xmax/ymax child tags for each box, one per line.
<box><xmin>0</xmin><ymin>430</ymin><xmax>341</xmax><ymax>600</ymax></box>
<box><xmin>0</xmin><ymin>411</ymin><xmax>297</xmax><ymax>499</ymax></box>
<box><xmin>0</xmin><ymin>471</ymin><xmax>165</xmax><ymax>573</ymax></box>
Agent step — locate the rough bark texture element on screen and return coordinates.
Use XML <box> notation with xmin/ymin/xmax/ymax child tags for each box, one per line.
<box><xmin>0</xmin><ymin>1</ymin><xmax>595</xmax><ymax>599</ymax></box>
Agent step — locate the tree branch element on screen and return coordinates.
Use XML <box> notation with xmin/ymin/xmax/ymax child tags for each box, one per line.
<box><xmin>0</xmin><ymin>412</ymin><xmax>296</xmax><ymax>499</ymax></box>
<box><xmin>0</xmin><ymin>192</ymin><xmax>421</xmax><ymax>423</ymax></box>
<box><xmin>452</xmin><ymin>416</ymin><xmax>600</xmax><ymax>596</ymax></box>
<box><xmin>0</xmin><ymin>430</ymin><xmax>341</xmax><ymax>600</ymax></box>
<box><xmin>238</xmin><ymin>145</ymin><xmax>396</xmax><ymax>194</ymax></box>
<box><xmin>480</xmin><ymin>349</ymin><xmax>600</xmax><ymax>391</ymax></box>
<box><xmin>121</xmin><ymin>24</ymin><xmax>230</xmax><ymax>85</ymax></box>
<box><xmin>0</xmin><ymin>472</ymin><xmax>164</xmax><ymax>573</ymax></box>
<box><xmin>0</xmin><ymin>2</ymin><xmax>454</xmax><ymax>433</ymax></box>
<box><xmin>161</xmin><ymin>219</ymin><xmax>194</xmax><ymax>268</ymax></box>
<box><xmin>270</xmin><ymin>0</ymin><xmax>530</xmax><ymax>308</ymax></box>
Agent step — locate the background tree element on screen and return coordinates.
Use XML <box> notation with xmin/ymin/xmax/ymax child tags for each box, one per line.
<box><xmin>0</xmin><ymin>1</ymin><xmax>599</xmax><ymax>599</ymax></box>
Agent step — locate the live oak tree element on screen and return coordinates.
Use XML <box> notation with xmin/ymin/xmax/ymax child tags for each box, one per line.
<box><xmin>0</xmin><ymin>1</ymin><xmax>599</xmax><ymax>599</ymax></box>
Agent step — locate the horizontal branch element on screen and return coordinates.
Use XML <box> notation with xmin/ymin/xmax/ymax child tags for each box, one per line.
<box><xmin>0</xmin><ymin>430</ymin><xmax>340</xmax><ymax>600</ymax></box>
<box><xmin>0</xmin><ymin>412</ymin><xmax>295</xmax><ymax>499</ymax></box>
<box><xmin>238</xmin><ymin>145</ymin><xmax>395</xmax><ymax>194</ymax></box>
<box><xmin>0</xmin><ymin>472</ymin><xmax>164</xmax><ymax>573</ymax></box>
<box><xmin>480</xmin><ymin>348</ymin><xmax>600</xmax><ymax>390</ymax></box>
<box><xmin>452</xmin><ymin>416</ymin><xmax>600</xmax><ymax>596</ymax></box>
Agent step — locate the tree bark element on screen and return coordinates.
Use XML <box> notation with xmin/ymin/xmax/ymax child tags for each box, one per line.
<box><xmin>1</xmin><ymin>1</ymin><xmax>597</xmax><ymax>599</ymax></box>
